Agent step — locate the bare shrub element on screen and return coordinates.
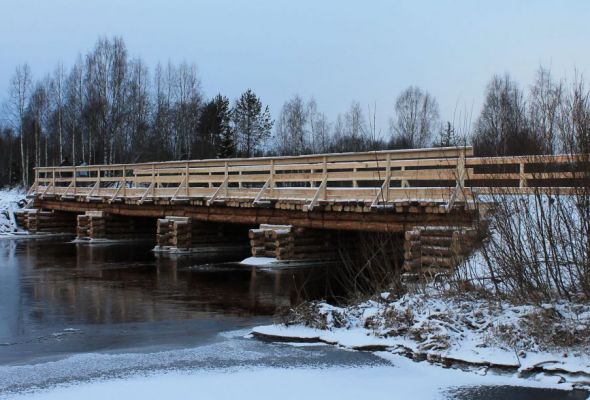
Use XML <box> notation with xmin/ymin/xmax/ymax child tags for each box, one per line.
<box><xmin>280</xmin><ymin>301</ymin><xmax>329</xmax><ymax>329</ymax></box>
<box><xmin>328</xmin><ymin>231</ymin><xmax>405</xmax><ymax>299</ymax></box>
<box><xmin>469</xmin><ymin>80</ymin><xmax>590</xmax><ymax>302</ymax></box>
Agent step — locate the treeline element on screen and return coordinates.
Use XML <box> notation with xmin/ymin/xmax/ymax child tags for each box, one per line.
<box><xmin>1</xmin><ymin>36</ymin><xmax>589</xmax><ymax>188</ymax></box>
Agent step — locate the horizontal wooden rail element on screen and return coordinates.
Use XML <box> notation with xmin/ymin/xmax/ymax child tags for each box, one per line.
<box><xmin>31</xmin><ymin>147</ymin><xmax>590</xmax><ymax>211</ymax></box>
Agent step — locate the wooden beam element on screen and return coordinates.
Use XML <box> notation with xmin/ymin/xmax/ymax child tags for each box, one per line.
<box><xmin>40</xmin><ymin>182</ymin><xmax>53</xmax><ymax>199</ymax></box>
<box><xmin>253</xmin><ymin>177</ymin><xmax>271</xmax><ymax>205</ymax></box>
<box><xmin>171</xmin><ymin>175</ymin><xmax>188</xmax><ymax>201</ymax></box>
<box><xmin>371</xmin><ymin>174</ymin><xmax>391</xmax><ymax>208</ymax></box>
<box><xmin>446</xmin><ymin>149</ymin><xmax>466</xmax><ymax>211</ymax></box>
<box><xmin>207</xmin><ymin>176</ymin><xmax>229</xmax><ymax>206</ymax></box>
<box><xmin>61</xmin><ymin>181</ymin><xmax>74</xmax><ymax>197</ymax></box>
<box><xmin>109</xmin><ymin>182</ymin><xmax>124</xmax><ymax>203</ymax></box>
<box><xmin>303</xmin><ymin>176</ymin><xmax>327</xmax><ymax>212</ymax></box>
<box><xmin>85</xmin><ymin>181</ymin><xmax>100</xmax><ymax>201</ymax></box>
<box><xmin>138</xmin><ymin>182</ymin><xmax>154</xmax><ymax>204</ymax></box>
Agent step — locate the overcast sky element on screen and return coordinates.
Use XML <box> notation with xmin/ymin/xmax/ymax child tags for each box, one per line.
<box><xmin>1</xmin><ymin>0</ymin><xmax>588</xmax><ymax>135</ymax></box>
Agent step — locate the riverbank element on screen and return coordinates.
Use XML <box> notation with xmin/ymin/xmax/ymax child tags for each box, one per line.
<box><xmin>0</xmin><ymin>188</ymin><xmax>25</xmax><ymax>235</ymax></box>
<box><xmin>252</xmin><ymin>289</ymin><xmax>590</xmax><ymax>390</ymax></box>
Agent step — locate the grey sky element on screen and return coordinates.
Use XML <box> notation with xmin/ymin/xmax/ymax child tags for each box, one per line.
<box><xmin>1</xmin><ymin>0</ymin><xmax>588</xmax><ymax>136</ymax></box>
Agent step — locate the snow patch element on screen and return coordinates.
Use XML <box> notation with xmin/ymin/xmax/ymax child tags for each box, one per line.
<box><xmin>240</xmin><ymin>257</ymin><xmax>277</xmax><ymax>266</ymax></box>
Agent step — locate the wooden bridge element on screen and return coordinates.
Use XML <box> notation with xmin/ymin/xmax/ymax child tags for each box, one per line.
<box><xmin>20</xmin><ymin>146</ymin><xmax>588</xmax><ymax>274</ymax></box>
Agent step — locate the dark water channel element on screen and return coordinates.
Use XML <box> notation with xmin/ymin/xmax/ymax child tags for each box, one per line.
<box><xmin>0</xmin><ymin>237</ymin><xmax>586</xmax><ymax>399</ymax></box>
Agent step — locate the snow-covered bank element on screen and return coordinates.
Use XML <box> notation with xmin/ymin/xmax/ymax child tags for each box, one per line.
<box><xmin>0</xmin><ymin>188</ymin><xmax>26</xmax><ymax>235</ymax></box>
<box><xmin>252</xmin><ymin>292</ymin><xmax>590</xmax><ymax>389</ymax></box>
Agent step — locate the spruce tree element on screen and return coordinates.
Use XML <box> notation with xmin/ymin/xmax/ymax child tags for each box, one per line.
<box><xmin>198</xmin><ymin>94</ymin><xmax>234</xmax><ymax>158</ymax></box>
<box><xmin>213</xmin><ymin>95</ymin><xmax>235</xmax><ymax>158</ymax></box>
<box><xmin>232</xmin><ymin>89</ymin><xmax>273</xmax><ymax>157</ymax></box>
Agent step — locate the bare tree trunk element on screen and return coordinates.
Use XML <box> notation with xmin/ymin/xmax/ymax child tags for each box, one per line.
<box><xmin>20</xmin><ymin>126</ymin><xmax>25</xmax><ymax>186</ymax></box>
<box><xmin>71</xmin><ymin>127</ymin><xmax>76</xmax><ymax>167</ymax></box>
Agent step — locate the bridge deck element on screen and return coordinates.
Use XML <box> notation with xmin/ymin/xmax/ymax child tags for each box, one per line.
<box><xmin>31</xmin><ymin>146</ymin><xmax>586</xmax><ymax>209</ymax></box>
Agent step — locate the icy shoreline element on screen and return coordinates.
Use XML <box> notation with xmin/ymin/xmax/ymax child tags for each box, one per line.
<box><xmin>251</xmin><ymin>292</ymin><xmax>590</xmax><ymax>389</ymax></box>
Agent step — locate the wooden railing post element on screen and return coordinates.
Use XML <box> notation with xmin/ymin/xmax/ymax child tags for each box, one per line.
<box><xmin>73</xmin><ymin>166</ymin><xmax>77</xmax><ymax>196</ymax></box>
<box><xmin>97</xmin><ymin>167</ymin><xmax>101</xmax><ymax>197</ymax></box>
<box><xmin>385</xmin><ymin>153</ymin><xmax>391</xmax><ymax>202</ymax></box>
<box><xmin>122</xmin><ymin>167</ymin><xmax>127</xmax><ymax>198</ymax></box>
<box><xmin>185</xmin><ymin>161</ymin><xmax>189</xmax><ymax>197</ymax></box>
<box><xmin>458</xmin><ymin>149</ymin><xmax>465</xmax><ymax>189</ymax></box>
<box><xmin>401</xmin><ymin>166</ymin><xmax>408</xmax><ymax>188</ymax></box>
<box><xmin>52</xmin><ymin>167</ymin><xmax>56</xmax><ymax>195</ymax></box>
<box><xmin>224</xmin><ymin>161</ymin><xmax>228</xmax><ymax>196</ymax></box>
<box><xmin>322</xmin><ymin>156</ymin><xmax>327</xmax><ymax>200</ymax></box>
<box><xmin>151</xmin><ymin>163</ymin><xmax>156</xmax><ymax>198</ymax></box>
<box><xmin>270</xmin><ymin>159</ymin><xmax>275</xmax><ymax>188</ymax></box>
<box><xmin>446</xmin><ymin>149</ymin><xmax>466</xmax><ymax>211</ymax></box>
<box><xmin>519</xmin><ymin>162</ymin><xmax>526</xmax><ymax>188</ymax></box>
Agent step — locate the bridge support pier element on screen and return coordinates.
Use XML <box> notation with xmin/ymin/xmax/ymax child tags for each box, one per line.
<box><xmin>15</xmin><ymin>209</ymin><xmax>77</xmax><ymax>234</ymax></box>
<box><xmin>76</xmin><ymin>211</ymin><xmax>136</xmax><ymax>240</ymax></box>
<box><xmin>154</xmin><ymin>216</ymin><xmax>250</xmax><ymax>253</ymax></box>
<box><xmin>156</xmin><ymin>217</ymin><xmax>192</xmax><ymax>250</ymax></box>
<box><xmin>402</xmin><ymin>227</ymin><xmax>479</xmax><ymax>277</ymax></box>
<box><xmin>248</xmin><ymin>225</ymin><xmax>335</xmax><ymax>261</ymax></box>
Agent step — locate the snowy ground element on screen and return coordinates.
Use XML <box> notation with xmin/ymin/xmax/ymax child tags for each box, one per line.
<box><xmin>253</xmin><ymin>291</ymin><xmax>590</xmax><ymax>390</ymax></box>
<box><xmin>3</xmin><ymin>363</ymin><xmax>582</xmax><ymax>400</ymax></box>
<box><xmin>2</xmin><ymin>330</ymin><xmax>585</xmax><ymax>400</ymax></box>
<box><xmin>0</xmin><ymin>188</ymin><xmax>26</xmax><ymax>235</ymax></box>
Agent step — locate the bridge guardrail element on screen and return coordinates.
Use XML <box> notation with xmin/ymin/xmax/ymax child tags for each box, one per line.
<box><xmin>29</xmin><ymin>146</ymin><xmax>589</xmax><ymax>209</ymax></box>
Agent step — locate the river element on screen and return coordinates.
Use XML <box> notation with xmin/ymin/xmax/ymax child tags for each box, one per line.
<box><xmin>0</xmin><ymin>237</ymin><xmax>587</xmax><ymax>399</ymax></box>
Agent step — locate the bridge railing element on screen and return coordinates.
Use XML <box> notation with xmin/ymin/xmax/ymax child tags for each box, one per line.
<box><xmin>30</xmin><ymin>146</ymin><xmax>589</xmax><ymax>208</ymax></box>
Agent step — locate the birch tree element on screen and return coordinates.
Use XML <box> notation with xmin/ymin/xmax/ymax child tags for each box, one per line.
<box><xmin>275</xmin><ymin>95</ymin><xmax>308</xmax><ymax>155</ymax></box>
<box><xmin>50</xmin><ymin>62</ymin><xmax>66</xmax><ymax>161</ymax></box>
<box><xmin>529</xmin><ymin>67</ymin><xmax>562</xmax><ymax>154</ymax></box>
<box><xmin>6</xmin><ymin>64</ymin><xmax>32</xmax><ymax>186</ymax></box>
<box><xmin>472</xmin><ymin>74</ymin><xmax>540</xmax><ymax>156</ymax></box>
<box><xmin>389</xmin><ymin>86</ymin><xmax>440</xmax><ymax>149</ymax></box>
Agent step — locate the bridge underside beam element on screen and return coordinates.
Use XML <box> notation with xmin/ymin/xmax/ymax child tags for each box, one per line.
<box><xmin>34</xmin><ymin>199</ymin><xmax>476</xmax><ymax>233</ymax></box>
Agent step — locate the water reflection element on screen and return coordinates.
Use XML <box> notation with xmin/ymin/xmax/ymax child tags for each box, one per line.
<box><xmin>0</xmin><ymin>239</ymin><xmax>332</xmax><ymax>362</ymax></box>
<box><xmin>0</xmin><ymin>237</ymin><xmax>328</xmax><ymax>363</ymax></box>
<box><xmin>5</xmin><ymin>238</ymin><xmax>328</xmax><ymax>325</ymax></box>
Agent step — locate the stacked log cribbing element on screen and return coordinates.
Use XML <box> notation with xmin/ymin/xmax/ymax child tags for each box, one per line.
<box><xmin>403</xmin><ymin>226</ymin><xmax>478</xmax><ymax>276</ymax></box>
<box><xmin>248</xmin><ymin>225</ymin><xmax>336</xmax><ymax>261</ymax></box>
<box><xmin>14</xmin><ymin>209</ymin><xmax>77</xmax><ymax>233</ymax></box>
<box><xmin>249</xmin><ymin>225</ymin><xmax>292</xmax><ymax>258</ymax></box>
<box><xmin>156</xmin><ymin>216</ymin><xmax>192</xmax><ymax>249</ymax></box>
<box><xmin>77</xmin><ymin>211</ymin><xmax>137</xmax><ymax>239</ymax></box>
